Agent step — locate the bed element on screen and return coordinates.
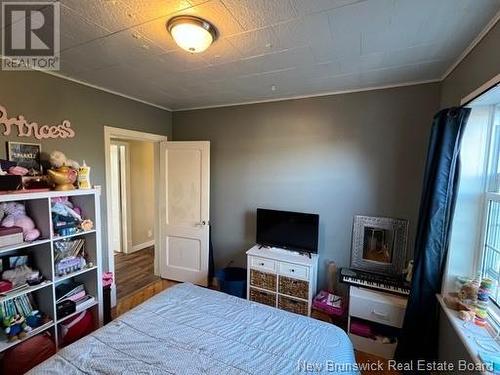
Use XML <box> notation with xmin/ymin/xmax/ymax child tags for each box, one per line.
<box><xmin>30</xmin><ymin>283</ymin><xmax>358</xmax><ymax>374</ymax></box>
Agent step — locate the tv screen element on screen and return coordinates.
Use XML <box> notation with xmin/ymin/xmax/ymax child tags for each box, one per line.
<box><xmin>256</xmin><ymin>208</ymin><xmax>319</xmax><ymax>253</ymax></box>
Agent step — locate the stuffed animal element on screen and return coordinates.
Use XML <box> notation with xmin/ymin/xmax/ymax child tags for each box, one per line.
<box><xmin>51</xmin><ymin>197</ymin><xmax>82</xmax><ymax>221</ymax></box>
<box><xmin>0</xmin><ymin>202</ymin><xmax>40</xmax><ymax>241</ymax></box>
<box><xmin>49</xmin><ymin>151</ymin><xmax>80</xmax><ymax>170</ymax></box>
<box><xmin>81</xmin><ymin>219</ymin><xmax>93</xmax><ymax>231</ymax></box>
<box><xmin>25</xmin><ymin>310</ymin><xmax>45</xmax><ymax>329</ymax></box>
<box><xmin>444</xmin><ymin>293</ymin><xmax>472</xmax><ymax>311</ymax></box>
<box><xmin>458</xmin><ymin>281</ymin><xmax>479</xmax><ymax>303</ymax></box>
<box><xmin>3</xmin><ymin>314</ymin><xmax>31</xmax><ymax>341</ymax></box>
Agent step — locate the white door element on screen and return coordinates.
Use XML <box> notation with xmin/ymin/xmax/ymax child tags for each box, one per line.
<box><xmin>160</xmin><ymin>141</ymin><xmax>210</xmax><ymax>286</ymax></box>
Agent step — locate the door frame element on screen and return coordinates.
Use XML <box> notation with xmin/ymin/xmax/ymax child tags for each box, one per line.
<box><xmin>104</xmin><ymin>126</ymin><xmax>168</xmax><ymax>307</ymax></box>
<box><xmin>109</xmin><ymin>141</ymin><xmax>131</xmax><ymax>254</ymax></box>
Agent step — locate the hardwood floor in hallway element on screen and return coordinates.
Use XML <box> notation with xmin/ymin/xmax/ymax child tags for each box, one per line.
<box><xmin>114</xmin><ymin>246</ymin><xmax>160</xmax><ymax>300</ymax></box>
<box><xmin>113</xmin><ymin>278</ymin><xmax>177</xmax><ymax>318</ymax></box>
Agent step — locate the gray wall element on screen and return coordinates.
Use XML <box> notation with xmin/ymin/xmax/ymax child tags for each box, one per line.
<box><xmin>0</xmin><ymin>70</ymin><xmax>172</xmax><ymax>268</ymax></box>
<box><xmin>128</xmin><ymin>140</ymin><xmax>155</xmax><ymax>249</ymax></box>
<box><xmin>173</xmin><ymin>83</ymin><xmax>441</xmax><ymax>287</ymax></box>
<box><xmin>441</xmin><ymin>20</ymin><xmax>500</xmax><ymax>107</ymax></box>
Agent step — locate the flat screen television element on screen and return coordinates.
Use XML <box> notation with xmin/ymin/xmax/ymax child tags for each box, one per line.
<box><xmin>256</xmin><ymin>208</ymin><xmax>319</xmax><ymax>253</ymax></box>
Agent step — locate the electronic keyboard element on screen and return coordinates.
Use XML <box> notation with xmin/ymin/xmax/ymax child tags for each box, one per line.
<box><xmin>340</xmin><ymin>268</ymin><xmax>410</xmax><ymax>296</ymax></box>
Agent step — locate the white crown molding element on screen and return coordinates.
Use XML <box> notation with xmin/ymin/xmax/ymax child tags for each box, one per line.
<box><xmin>173</xmin><ymin>79</ymin><xmax>441</xmax><ymax>112</ymax></box>
<box><xmin>460</xmin><ymin>73</ymin><xmax>500</xmax><ymax>106</ymax></box>
<box><xmin>1</xmin><ymin>8</ymin><xmax>498</xmax><ymax>113</ymax></box>
<box><xmin>0</xmin><ymin>55</ymin><xmax>173</xmax><ymax>112</ymax></box>
<box><xmin>441</xmin><ymin>9</ymin><xmax>500</xmax><ymax>81</ymax></box>
<box><xmin>41</xmin><ymin>70</ymin><xmax>173</xmax><ymax>112</ymax></box>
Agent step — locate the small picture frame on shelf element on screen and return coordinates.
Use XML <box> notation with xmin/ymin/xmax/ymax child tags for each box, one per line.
<box><xmin>6</xmin><ymin>141</ymin><xmax>42</xmax><ymax>176</ymax></box>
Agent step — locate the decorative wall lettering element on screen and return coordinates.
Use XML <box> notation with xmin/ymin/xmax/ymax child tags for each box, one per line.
<box><xmin>0</xmin><ymin>104</ymin><xmax>76</xmax><ymax>140</ymax></box>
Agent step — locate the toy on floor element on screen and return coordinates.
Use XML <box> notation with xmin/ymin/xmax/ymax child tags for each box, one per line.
<box><xmin>0</xmin><ymin>202</ymin><xmax>40</xmax><ymax>241</ymax></box>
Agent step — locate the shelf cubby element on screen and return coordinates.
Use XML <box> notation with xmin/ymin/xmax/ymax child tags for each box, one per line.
<box><xmin>0</xmin><ymin>281</ymin><xmax>52</xmax><ymax>304</ymax></box>
<box><xmin>54</xmin><ymin>266</ymin><xmax>98</xmax><ymax>283</ymax></box>
<box><xmin>32</xmin><ymin>285</ymin><xmax>56</xmax><ymax>321</ymax></box>
<box><xmin>0</xmin><ymin>241</ymin><xmax>53</xmax><ymax>282</ymax></box>
<box><xmin>0</xmin><ymin>238</ymin><xmax>52</xmax><ymax>256</ymax></box>
<box><xmin>24</xmin><ymin>198</ymin><xmax>51</xmax><ymax>240</ymax></box>
<box><xmin>0</xmin><ymin>189</ymin><xmax>102</xmax><ymax>352</ymax></box>
<box><xmin>0</xmin><ymin>321</ymin><xmax>55</xmax><ymax>352</ymax></box>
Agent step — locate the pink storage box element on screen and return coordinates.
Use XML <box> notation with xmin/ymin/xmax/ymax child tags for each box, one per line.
<box><xmin>312</xmin><ymin>290</ymin><xmax>345</xmax><ymax>316</ymax></box>
<box><xmin>350</xmin><ymin>320</ymin><xmax>373</xmax><ymax>338</ymax></box>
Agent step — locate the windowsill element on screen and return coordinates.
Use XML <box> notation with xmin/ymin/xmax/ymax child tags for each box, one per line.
<box><xmin>437</xmin><ymin>294</ymin><xmax>499</xmax><ymax>375</ymax></box>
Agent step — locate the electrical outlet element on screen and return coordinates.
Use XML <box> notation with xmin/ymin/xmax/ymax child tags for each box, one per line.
<box><xmin>147</xmin><ymin>229</ymin><xmax>153</xmax><ymax>238</ymax></box>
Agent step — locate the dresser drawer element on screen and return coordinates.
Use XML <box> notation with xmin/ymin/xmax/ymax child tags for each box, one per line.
<box><xmin>278</xmin><ymin>276</ymin><xmax>309</xmax><ymax>300</ymax></box>
<box><xmin>278</xmin><ymin>261</ymin><xmax>308</xmax><ymax>280</ymax></box>
<box><xmin>250</xmin><ymin>256</ymin><xmax>276</xmax><ymax>272</ymax></box>
<box><xmin>278</xmin><ymin>295</ymin><xmax>308</xmax><ymax>316</ymax></box>
<box><xmin>250</xmin><ymin>269</ymin><xmax>276</xmax><ymax>291</ymax></box>
<box><xmin>349</xmin><ymin>287</ymin><xmax>407</xmax><ymax>328</ymax></box>
<box><xmin>249</xmin><ymin>288</ymin><xmax>276</xmax><ymax>307</ymax></box>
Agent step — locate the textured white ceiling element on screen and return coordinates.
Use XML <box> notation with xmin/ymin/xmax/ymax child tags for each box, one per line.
<box><xmin>19</xmin><ymin>1</ymin><xmax>500</xmax><ymax>109</ymax></box>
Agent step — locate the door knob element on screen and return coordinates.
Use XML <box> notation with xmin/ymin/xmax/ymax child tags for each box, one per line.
<box><xmin>196</xmin><ymin>221</ymin><xmax>207</xmax><ymax>227</ymax></box>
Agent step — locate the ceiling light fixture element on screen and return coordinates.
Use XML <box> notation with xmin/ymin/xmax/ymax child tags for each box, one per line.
<box><xmin>166</xmin><ymin>15</ymin><xmax>217</xmax><ymax>53</ymax></box>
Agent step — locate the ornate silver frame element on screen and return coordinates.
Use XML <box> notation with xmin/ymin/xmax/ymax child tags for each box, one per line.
<box><xmin>351</xmin><ymin>215</ymin><xmax>409</xmax><ymax>276</ymax></box>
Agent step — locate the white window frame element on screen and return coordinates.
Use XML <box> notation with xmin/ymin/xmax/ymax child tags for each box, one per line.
<box><xmin>475</xmin><ymin>105</ymin><xmax>500</xmax><ymax>330</ymax></box>
<box><xmin>454</xmin><ymin>75</ymin><xmax>500</xmax><ymax>348</ymax></box>
<box><xmin>475</xmin><ymin>106</ymin><xmax>497</xmax><ymax>275</ymax></box>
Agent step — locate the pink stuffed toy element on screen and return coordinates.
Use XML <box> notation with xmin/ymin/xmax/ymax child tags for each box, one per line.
<box><xmin>1</xmin><ymin>202</ymin><xmax>40</xmax><ymax>241</ymax></box>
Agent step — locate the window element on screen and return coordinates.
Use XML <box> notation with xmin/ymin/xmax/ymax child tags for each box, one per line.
<box><xmin>481</xmin><ymin>105</ymin><xmax>500</xmax><ymax>306</ymax></box>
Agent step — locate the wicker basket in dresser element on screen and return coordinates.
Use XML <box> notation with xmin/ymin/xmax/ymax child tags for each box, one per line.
<box><xmin>246</xmin><ymin>245</ymin><xmax>318</xmax><ymax>316</ymax></box>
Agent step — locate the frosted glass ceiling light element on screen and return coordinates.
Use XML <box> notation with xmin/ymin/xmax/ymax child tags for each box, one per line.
<box><xmin>167</xmin><ymin>16</ymin><xmax>217</xmax><ymax>53</ymax></box>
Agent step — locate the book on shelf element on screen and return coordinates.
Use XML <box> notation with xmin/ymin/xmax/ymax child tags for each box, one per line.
<box><xmin>0</xmin><ymin>226</ymin><xmax>24</xmax><ymax>248</ymax></box>
<box><xmin>56</xmin><ymin>282</ymin><xmax>85</xmax><ymax>303</ymax></box>
<box><xmin>66</xmin><ymin>290</ymin><xmax>86</xmax><ymax>302</ymax></box>
<box><xmin>75</xmin><ymin>295</ymin><xmax>95</xmax><ymax>311</ymax></box>
<box><xmin>0</xmin><ymin>294</ymin><xmax>34</xmax><ymax>318</ymax></box>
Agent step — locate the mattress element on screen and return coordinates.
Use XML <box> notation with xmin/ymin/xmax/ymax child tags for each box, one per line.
<box><xmin>30</xmin><ymin>283</ymin><xmax>358</xmax><ymax>374</ymax></box>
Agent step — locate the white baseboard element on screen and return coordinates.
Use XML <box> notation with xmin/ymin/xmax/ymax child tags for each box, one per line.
<box><xmin>130</xmin><ymin>240</ymin><xmax>155</xmax><ymax>253</ymax></box>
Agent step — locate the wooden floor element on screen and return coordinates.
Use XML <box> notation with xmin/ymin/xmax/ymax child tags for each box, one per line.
<box><xmin>114</xmin><ymin>246</ymin><xmax>160</xmax><ymax>300</ymax></box>
<box><xmin>113</xmin><ymin>279</ymin><xmax>397</xmax><ymax>374</ymax></box>
<box><xmin>113</xmin><ymin>278</ymin><xmax>176</xmax><ymax>317</ymax></box>
<box><xmin>355</xmin><ymin>351</ymin><xmax>399</xmax><ymax>375</ymax></box>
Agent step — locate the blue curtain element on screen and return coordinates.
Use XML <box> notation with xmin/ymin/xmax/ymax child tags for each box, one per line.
<box><xmin>395</xmin><ymin>107</ymin><xmax>471</xmax><ymax>365</ymax></box>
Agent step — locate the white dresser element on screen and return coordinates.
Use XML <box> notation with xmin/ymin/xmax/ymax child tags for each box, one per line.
<box><xmin>348</xmin><ymin>286</ymin><xmax>408</xmax><ymax>359</ymax></box>
<box><xmin>246</xmin><ymin>245</ymin><xmax>318</xmax><ymax>316</ymax></box>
